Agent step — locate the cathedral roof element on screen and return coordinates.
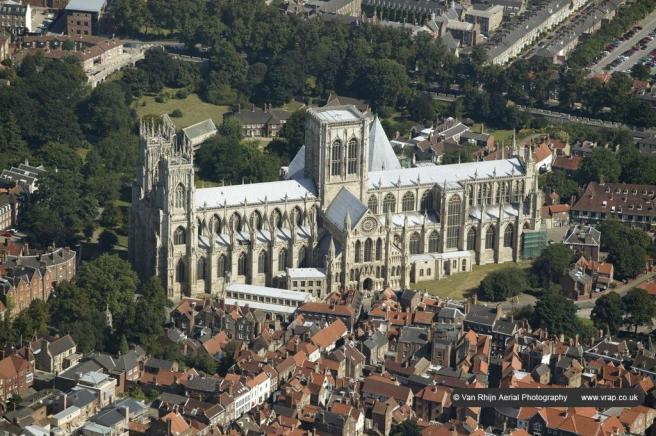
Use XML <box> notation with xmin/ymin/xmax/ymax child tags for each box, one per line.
<box><xmin>324</xmin><ymin>187</ymin><xmax>368</xmax><ymax>232</ymax></box>
<box><xmin>368</xmin><ymin>158</ymin><xmax>524</xmax><ymax>190</ymax></box>
<box><xmin>287</xmin><ymin>145</ymin><xmax>306</xmax><ymax>181</ymax></box>
<box><xmin>195</xmin><ymin>178</ymin><xmax>316</xmax><ymax>208</ymax></box>
<box><xmin>368</xmin><ymin>116</ymin><xmax>401</xmax><ymax>172</ymax></box>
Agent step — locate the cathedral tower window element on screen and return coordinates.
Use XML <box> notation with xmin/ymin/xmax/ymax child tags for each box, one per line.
<box><xmin>409</xmin><ymin>232</ymin><xmax>421</xmax><ymax>254</ymax></box>
<box><xmin>278</xmin><ymin>249</ymin><xmax>287</xmax><ymax>271</ymax></box>
<box><xmin>331</xmin><ymin>139</ymin><xmax>342</xmax><ymax>176</ymax></box>
<box><xmin>467</xmin><ymin>228</ymin><xmax>476</xmax><ymax>250</ymax></box>
<box><xmin>364</xmin><ymin>239</ymin><xmax>373</xmax><ymax>262</ymax></box>
<box><xmin>238</xmin><ymin>252</ymin><xmax>248</xmax><ymax>276</ymax></box>
<box><xmin>402</xmin><ymin>192</ymin><xmax>415</xmax><ymax>212</ymax></box>
<box><xmin>446</xmin><ymin>195</ymin><xmax>461</xmax><ymax>249</ymax></box>
<box><xmin>258</xmin><ymin>251</ymin><xmax>268</xmax><ymax>274</ymax></box>
<box><xmin>421</xmin><ymin>191</ymin><xmax>433</xmax><ymax>212</ymax></box>
<box><xmin>347</xmin><ymin>138</ymin><xmax>358</xmax><ymax>174</ymax></box>
<box><xmin>174</xmin><ymin>226</ymin><xmax>186</xmax><ymax>245</ymax></box>
<box><xmin>504</xmin><ymin>224</ymin><xmax>514</xmax><ymax>248</ymax></box>
<box><xmin>486</xmin><ymin>226</ymin><xmax>496</xmax><ymax>249</ymax></box>
<box><xmin>175</xmin><ymin>184</ymin><xmax>185</xmax><ymax>209</ymax></box>
<box><xmin>383</xmin><ymin>193</ymin><xmax>396</xmax><ymax>213</ymax></box>
<box><xmin>368</xmin><ymin>195</ymin><xmax>378</xmax><ymax>214</ymax></box>
<box><xmin>428</xmin><ymin>231</ymin><xmax>440</xmax><ymax>252</ymax></box>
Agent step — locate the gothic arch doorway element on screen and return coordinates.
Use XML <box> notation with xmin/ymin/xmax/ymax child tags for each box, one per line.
<box><xmin>363</xmin><ymin>277</ymin><xmax>374</xmax><ymax>291</ymax></box>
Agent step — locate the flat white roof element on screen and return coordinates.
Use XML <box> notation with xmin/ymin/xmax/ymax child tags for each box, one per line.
<box><xmin>225</xmin><ymin>298</ymin><xmax>298</xmax><ymax>315</ymax></box>
<box><xmin>227</xmin><ymin>283</ymin><xmax>309</xmax><ymax>301</ymax></box>
<box><xmin>196</xmin><ymin>178</ymin><xmax>316</xmax><ymax>209</ymax></box>
<box><xmin>287</xmin><ymin>267</ymin><xmax>326</xmax><ymax>279</ymax></box>
<box><xmin>368</xmin><ymin>158</ymin><xmax>524</xmax><ymax>190</ymax></box>
<box><xmin>314</xmin><ymin>108</ymin><xmax>360</xmax><ymax>123</ymax></box>
<box><xmin>411</xmin><ymin>250</ymin><xmax>472</xmax><ymax>262</ymax></box>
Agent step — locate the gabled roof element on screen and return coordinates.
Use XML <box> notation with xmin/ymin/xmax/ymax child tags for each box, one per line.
<box><xmin>368</xmin><ymin>116</ymin><xmax>401</xmax><ymax>172</ymax></box>
<box><xmin>286</xmin><ymin>145</ymin><xmax>305</xmax><ymax>181</ymax></box>
<box><xmin>324</xmin><ymin>187</ymin><xmax>368</xmax><ymax>232</ymax></box>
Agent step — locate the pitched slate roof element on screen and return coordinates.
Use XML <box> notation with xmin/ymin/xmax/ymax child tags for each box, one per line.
<box><xmin>182</xmin><ymin>119</ymin><xmax>217</xmax><ymax>141</ymax></box>
<box><xmin>286</xmin><ymin>145</ymin><xmax>306</xmax><ymax>180</ymax></box>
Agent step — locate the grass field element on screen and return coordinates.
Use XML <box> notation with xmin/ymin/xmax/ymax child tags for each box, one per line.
<box><xmin>470</xmin><ymin>124</ymin><xmax>538</xmax><ymax>146</ymax></box>
<box><xmin>133</xmin><ymin>90</ymin><xmax>229</xmax><ymax>129</ymax></box>
<box><xmin>410</xmin><ymin>261</ymin><xmax>531</xmax><ymax>300</ymax></box>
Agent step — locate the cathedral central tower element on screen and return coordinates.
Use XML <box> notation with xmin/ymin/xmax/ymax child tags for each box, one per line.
<box><xmin>304</xmin><ymin>106</ymin><xmax>372</xmax><ymax>208</ymax></box>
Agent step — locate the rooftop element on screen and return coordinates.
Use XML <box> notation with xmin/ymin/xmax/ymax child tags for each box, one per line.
<box><xmin>65</xmin><ymin>0</ymin><xmax>106</xmax><ymax>13</ymax></box>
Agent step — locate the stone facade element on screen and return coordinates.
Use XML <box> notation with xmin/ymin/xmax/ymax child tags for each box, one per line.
<box><xmin>130</xmin><ymin>107</ymin><xmax>541</xmax><ymax>300</ymax></box>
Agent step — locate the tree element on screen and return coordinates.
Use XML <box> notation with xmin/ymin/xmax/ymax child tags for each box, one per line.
<box><xmin>578</xmin><ymin>148</ymin><xmax>621</xmax><ymax>184</ymax></box>
<box><xmin>531</xmin><ymin>291</ymin><xmax>581</xmax><ymax>337</ymax></box>
<box><xmin>390</xmin><ymin>420</ymin><xmax>421</xmax><ymax>436</ymax></box>
<box><xmin>622</xmin><ymin>288</ymin><xmax>656</xmax><ymax>334</ymax></box>
<box><xmin>131</xmin><ymin>277</ymin><xmax>169</xmax><ymax>351</ymax></box>
<box><xmin>477</xmin><ymin>267</ymin><xmax>528</xmax><ymax>301</ymax></box>
<box><xmin>591</xmin><ymin>291</ymin><xmax>623</xmax><ymax>335</ymax></box>
<box><xmin>409</xmin><ymin>94</ymin><xmax>436</xmax><ymax>123</ymax></box>
<box><xmin>267</xmin><ymin>108</ymin><xmax>306</xmax><ymax>163</ymax></box>
<box><xmin>631</xmin><ymin>63</ymin><xmax>652</xmax><ymax>81</ymax></box>
<box><xmin>598</xmin><ymin>221</ymin><xmax>652</xmax><ymax>279</ymax></box>
<box><xmin>98</xmin><ymin>229</ymin><xmax>118</xmax><ymax>253</ymax></box>
<box><xmin>543</xmin><ymin>170</ymin><xmax>578</xmax><ymax>201</ymax></box>
<box><xmin>187</xmin><ymin>349</ymin><xmax>217</xmax><ymax>375</ymax></box>
<box><xmin>112</xmin><ymin>0</ymin><xmax>151</xmax><ymax>36</ymax></box>
<box><xmin>100</xmin><ymin>203</ymin><xmax>123</xmax><ymax>229</ymax></box>
<box><xmin>0</xmin><ymin>113</ymin><xmax>29</xmax><ymax>170</ymax></box>
<box><xmin>531</xmin><ymin>243</ymin><xmax>573</xmax><ymax>287</ymax></box>
<box><xmin>361</xmin><ymin>59</ymin><xmax>410</xmax><ymax>110</ymax></box>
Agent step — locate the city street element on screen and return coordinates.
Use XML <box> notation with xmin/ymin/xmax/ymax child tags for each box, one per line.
<box><xmin>589</xmin><ymin>9</ymin><xmax>656</xmax><ymax>74</ymax></box>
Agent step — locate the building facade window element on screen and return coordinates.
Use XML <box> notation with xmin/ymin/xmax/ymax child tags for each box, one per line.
<box><xmin>347</xmin><ymin>138</ymin><xmax>358</xmax><ymax>174</ymax></box>
<box><xmin>175</xmin><ymin>184</ymin><xmax>185</xmax><ymax>209</ymax></box>
<box><xmin>467</xmin><ymin>228</ymin><xmax>476</xmax><ymax>250</ymax></box>
<box><xmin>409</xmin><ymin>232</ymin><xmax>421</xmax><ymax>254</ymax></box>
<box><xmin>446</xmin><ymin>195</ymin><xmax>461</xmax><ymax>249</ymax></box>
<box><xmin>217</xmin><ymin>255</ymin><xmax>226</xmax><ymax>277</ymax></box>
<box><xmin>278</xmin><ymin>249</ymin><xmax>287</xmax><ymax>271</ymax></box>
<box><xmin>428</xmin><ymin>231</ymin><xmax>440</xmax><ymax>252</ymax></box>
<box><xmin>258</xmin><ymin>251</ymin><xmax>267</xmax><ymax>274</ymax></box>
<box><xmin>355</xmin><ymin>240</ymin><xmax>361</xmax><ymax>262</ymax></box>
<box><xmin>331</xmin><ymin>140</ymin><xmax>342</xmax><ymax>176</ymax></box>
<box><xmin>197</xmin><ymin>257</ymin><xmax>206</xmax><ymax>280</ymax></box>
<box><xmin>504</xmin><ymin>224</ymin><xmax>514</xmax><ymax>248</ymax></box>
<box><xmin>364</xmin><ymin>238</ymin><xmax>373</xmax><ymax>262</ymax></box>
<box><xmin>368</xmin><ymin>195</ymin><xmax>378</xmax><ymax>214</ymax></box>
<box><xmin>486</xmin><ymin>226</ymin><xmax>496</xmax><ymax>249</ymax></box>
<box><xmin>176</xmin><ymin>260</ymin><xmax>185</xmax><ymax>283</ymax></box>
<box><xmin>174</xmin><ymin>226</ymin><xmax>186</xmax><ymax>245</ymax></box>
<box><xmin>375</xmin><ymin>238</ymin><xmax>383</xmax><ymax>260</ymax></box>
<box><xmin>238</xmin><ymin>253</ymin><xmax>248</xmax><ymax>276</ymax></box>
<box><xmin>402</xmin><ymin>192</ymin><xmax>415</xmax><ymax>212</ymax></box>
<box><xmin>421</xmin><ymin>190</ymin><xmax>433</xmax><ymax>212</ymax></box>
<box><xmin>383</xmin><ymin>193</ymin><xmax>396</xmax><ymax>213</ymax></box>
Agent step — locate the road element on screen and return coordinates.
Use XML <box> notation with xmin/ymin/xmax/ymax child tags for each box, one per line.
<box><xmin>589</xmin><ymin>9</ymin><xmax>656</xmax><ymax>74</ymax></box>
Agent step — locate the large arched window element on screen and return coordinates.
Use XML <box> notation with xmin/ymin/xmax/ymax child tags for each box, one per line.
<box><xmin>420</xmin><ymin>191</ymin><xmax>433</xmax><ymax>212</ymax></box>
<box><xmin>368</xmin><ymin>195</ymin><xmax>378</xmax><ymax>214</ymax></box>
<box><xmin>331</xmin><ymin>139</ymin><xmax>342</xmax><ymax>176</ymax></box>
<box><xmin>468</xmin><ymin>185</ymin><xmax>475</xmax><ymax>206</ymax></box>
<box><xmin>298</xmin><ymin>246</ymin><xmax>307</xmax><ymax>267</ymax></box>
<box><xmin>175</xmin><ymin>184</ymin><xmax>185</xmax><ymax>209</ymax></box>
<box><xmin>504</xmin><ymin>224</ymin><xmax>514</xmax><ymax>248</ymax></box>
<box><xmin>495</xmin><ymin>183</ymin><xmax>501</xmax><ymax>203</ymax></box>
<box><xmin>467</xmin><ymin>228</ymin><xmax>476</xmax><ymax>250</ymax></box>
<box><xmin>375</xmin><ymin>238</ymin><xmax>383</xmax><ymax>261</ymax></box>
<box><xmin>355</xmin><ymin>240</ymin><xmax>361</xmax><ymax>263</ymax></box>
<box><xmin>503</xmin><ymin>181</ymin><xmax>511</xmax><ymax>203</ymax></box>
<box><xmin>402</xmin><ymin>192</ymin><xmax>415</xmax><ymax>212</ymax></box>
<box><xmin>231</xmin><ymin>212</ymin><xmax>242</xmax><ymax>232</ymax></box>
<box><xmin>428</xmin><ymin>231</ymin><xmax>440</xmax><ymax>252</ymax></box>
<box><xmin>514</xmin><ymin>180</ymin><xmax>525</xmax><ymax>202</ymax></box>
<box><xmin>485</xmin><ymin>226</ymin><xmax>496</xmax><ymax>249</ymax></box>
<box><xmin>364</xmin><ymin>239</ymin><xmax>373</xmax><ymax>262</ymax></box>
<box><xmin>446</xmin><ymin>195</ymin><xmax>461</xmax><ymax>249</ymax></box>
<box><xmin>217</xmin><ymin>255</ymin><xmax>226</xmax><ymax>277</ymax></box>
<box><xmin>409</xmin><ymin>232</ymin><xmax>421</xmax><ymax>254</ymax></box>
<box><xmin>258</xmin><ymin>251</ymin><xmax>267</xmax><ymax>274</ymax></box>
<box><xmin>238</xmin><ymin>252</ymin><xmax>248</xmax><ymax>276</ymax></box>
<box><xmin>176</xmin><ymin>259</ymin><xmax>185</xmax><ymax>283</ymax></box>
<box><xmin>347</xmin><ymin>138</ymin><xmax>358</xmax><ymax>174</ymax></box>
<box><xmin>197</xmin><ymin>257</ymin><xmax>206</xmax><ymax>280</ymax></box>
<box><xmin>278</xmin><ymin>248</ymin><xmax>287</xmax><ymax>271</ymax></box>
<box><xmin>174</xmin><ymin>226</ymin><xmax>186</xmax><ymax>245</ymax></box>
<box><xmin>383</xmin><ymin>193</ymin><xmax>396</xmax><ymax>213</ymax></box>
<box><xmin>483</xmin><ymin>184</ymin><xmax>492</xmax><ymax>204</ymax></box>
<box><xmin>294</xmin><ymin>207</ymin><xmax>303</xmax><ymax>226</ymax></box>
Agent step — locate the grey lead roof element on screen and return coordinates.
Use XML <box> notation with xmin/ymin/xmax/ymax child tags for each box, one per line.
<box><xmin>287</xmin><ymin>145</ymin><xmax>306</xmax><ymax>180</ymax></box>
<box><xmin>324</xmin><ymin>187</ymin><xmax>368</xmax><ymax>232</ymax></box>
<box><xmin>369</xmin><ymin>116</ymin><xmax>401</xmax><ymax>172</ymax></box>
<box><xmin>182</xmin><ymin>119</ymin><xmax>217</xmax><ymax>141</ymax></box>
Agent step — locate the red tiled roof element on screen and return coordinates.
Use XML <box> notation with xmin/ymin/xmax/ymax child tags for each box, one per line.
<box><xmin>554</xmin><ymin>156</ymin><xmax>582</xmax><ymax>171</ymax></box>
<box><xmin>310</xmin><ymin>319</ymin><xmax>347</xmax><ymax>349</ymax></box>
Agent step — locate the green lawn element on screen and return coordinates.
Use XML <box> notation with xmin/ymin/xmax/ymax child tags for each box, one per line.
<box><xmin>133</xmin><ymin>90</ymin><xmax>229</xmax><ymax>129</ymax></box>
<box><xmin>470</xmin><ymin>124</ymin><xmax>537</xmax><ymax>146</ymax></box>
<box><xmin>410</xmin><ymin>261</ymin><xmax>531</xmax><ymax>300</ymax></box>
